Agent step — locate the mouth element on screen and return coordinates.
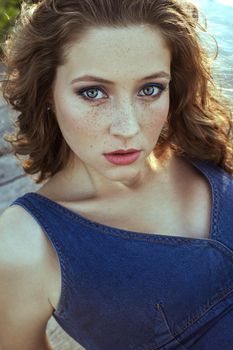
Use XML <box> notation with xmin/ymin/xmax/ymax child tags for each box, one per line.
<box><xmin>109</xmin><ymin>152</ymin><xmax>135</xmax><ymax>155</ymax></box>
<box><xmin>104</xmin><ymin>149</ymin><xmax>141</xmax><ymax>155</ymax></box>
<box><xmin>103</xmin><ymin>150</ymin><xmax>141</xmax><ymax>165</ymax></box>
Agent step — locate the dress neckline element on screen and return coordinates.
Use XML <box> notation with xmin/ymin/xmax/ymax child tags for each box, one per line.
<box><xmin>26</xmin><ymin>156</ymin><xmax>218</xmax><ymax>243</ymax></box>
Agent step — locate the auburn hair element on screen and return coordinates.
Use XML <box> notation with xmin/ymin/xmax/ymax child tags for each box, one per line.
<box><xmin>1</xmin><ymin>0</ymin><xmax>233</xmax><ymax>183</ymax></box>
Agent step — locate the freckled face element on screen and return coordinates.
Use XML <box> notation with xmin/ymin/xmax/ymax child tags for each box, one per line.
<box><xmin>52</xmin><ymin>25</ymin><xmax>171</xmax><ymax>182</ymax></box>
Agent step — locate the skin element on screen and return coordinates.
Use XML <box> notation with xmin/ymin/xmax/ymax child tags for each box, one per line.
<box><xmin>0</xmin><ymin>25</ymin><xmax>212</xmax><ymax>348</ymax></box>
<box><xmin>48</xmin><ymin>25</ymin><xmax>172</xmax><ymax>200</ymax></box>
<box><xmin>39</xmin><ymin>24</ymin><xmax>211</xmax><ymax>241</ymax></box>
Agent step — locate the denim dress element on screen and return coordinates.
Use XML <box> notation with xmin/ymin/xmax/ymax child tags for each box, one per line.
<box><xmin>9</xmin><ymin>157</ymin><xmax>233</xmax><ymax>350</ymax></box>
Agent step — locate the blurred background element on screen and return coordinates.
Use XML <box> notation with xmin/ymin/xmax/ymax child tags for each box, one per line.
<box><xmin>0</xmin><ymin>0</ymin><xmax>232</xmax><ymax>349</ymax></box>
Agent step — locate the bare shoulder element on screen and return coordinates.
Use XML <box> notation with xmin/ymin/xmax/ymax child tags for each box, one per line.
<box><xmin>0</xmin><ymin>204</ymin><xmax>48</xmax><ymax>260</ymax></box>
<box><xmin>0</xmin><ymin>204</ymin><xmax>58</xmax><ymax>272</ymax></box>
<box><xmin>0</xmin><ymin>204</ymin><xmax>55</xmax><ymax>305</ymax></box>
<box><xmin>0</xmin><ymin>204</ymin><xmax>60</xmax><ymax>303</ymax></box>
<box><xmin>0</xmin><ymin>205</ymin><xmax>56</xmax><ymax>349</ymax></box>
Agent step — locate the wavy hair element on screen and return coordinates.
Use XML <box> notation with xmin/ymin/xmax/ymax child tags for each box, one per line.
<box><xmin>1</xmin><ymin>0</ymin><xmax>233</xmax><ymax>183</ymax></box>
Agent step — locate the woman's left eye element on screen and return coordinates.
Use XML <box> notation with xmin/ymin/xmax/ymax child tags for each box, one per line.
<box><xmin>76</xmin><ymin>83</ymin><xmax>166</xmax><ymax>102</ymax></box>
<box><xmin>138</xmin><ymin>84</ymin><xmax>166</xmax><ymax>98</ymax></box>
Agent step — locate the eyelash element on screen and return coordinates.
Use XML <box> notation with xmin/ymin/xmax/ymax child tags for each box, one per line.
<box><xmin>76</xmin><ymin>83</ymin><xmax>167</xmax><ymax>103</ymax></box>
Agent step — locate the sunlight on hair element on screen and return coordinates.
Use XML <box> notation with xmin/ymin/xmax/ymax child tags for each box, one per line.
<box><xmin>21</xmin><ymin>2</ymin><xmax>38</xmax><ymax>24</ymax></box>
<box><xmin>147</xmin><ymin>152</ymin><xmax>159</xmax><ymax>172</ymax></box>
<box><xmin>2</xmin><ymin>0</ymin><xmax>233</xmax><ymax>182</ymax></box>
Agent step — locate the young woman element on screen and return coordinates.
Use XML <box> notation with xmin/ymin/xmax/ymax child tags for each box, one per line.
<box><xmin>0</xmin><ymin>0</ymin><xmax>233</xmax><ymax>349</ymax></box>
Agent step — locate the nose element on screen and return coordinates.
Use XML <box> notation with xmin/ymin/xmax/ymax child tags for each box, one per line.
<box><xmin>110</xmin><ymin>100</ymin><xmax>140</xmax><ymax>139</ymax></box>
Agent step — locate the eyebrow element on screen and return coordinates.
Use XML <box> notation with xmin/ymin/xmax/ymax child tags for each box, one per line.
<box><xmin>71</xmin><ymin>71</ymin><xmax>171</xmax><ymax>85</ymax></box>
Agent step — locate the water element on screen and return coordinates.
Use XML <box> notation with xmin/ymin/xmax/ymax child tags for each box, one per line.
<box><xmin>196</xmin><ymin>0</ymin><xmax>233</xmax><ymax>58</ymax></box>
<box><xmin>194</xmin><ymin>0</ymin><xmax>233</xmax><ymax>97</ymax></box>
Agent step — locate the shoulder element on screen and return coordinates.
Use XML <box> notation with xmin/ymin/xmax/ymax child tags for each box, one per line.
<box><xmin>194</xmin><ymin>159</ymin><xmax>233</xmax><ymax>207</ymax></box>
<box><xmin>208</xmin><ymin>161</ymin><xmax>233</xmax><ymax>193</ymax></box>
<box><xmin>0</xmin><ymin>204</ymin><xmax>55</xmax><ymax>309</ymax></box>
<box><xmin>0</xmin><ymin>205</ymin><xmax>56</xmax><ymax>349</ymax></box>
<box><xmin>186</xmin><ymin>157</ymin><xmax>233</xmax><ymax>185</ymax></box>
<box><xmin>0</xmin><ymin>204</ymin><xmax>49</xmax><ymax>263</ymax></box>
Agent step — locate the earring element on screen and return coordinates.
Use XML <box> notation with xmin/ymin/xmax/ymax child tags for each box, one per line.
<box><xmin>46</xmin><ymin>105</ymin><xmax>52</xmax><ymax>119</ymax></box>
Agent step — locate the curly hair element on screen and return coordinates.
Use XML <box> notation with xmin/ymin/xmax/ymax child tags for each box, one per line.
<box><xmin>1</xmin><ymin>0</ymin><xmax>233</xmax><ymax>183</ymax></box>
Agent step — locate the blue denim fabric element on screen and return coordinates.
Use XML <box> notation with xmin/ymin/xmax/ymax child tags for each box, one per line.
<box><xmin>9</xmin><ymin>157</ymin><xmax>233</xmax><ymax>350</ymax></box>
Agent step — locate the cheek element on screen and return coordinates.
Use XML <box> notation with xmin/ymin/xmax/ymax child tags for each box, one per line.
<box><xmin>56</xmin><ymin>103</ymin><xmax>103</xmax><ymax>138</ymax></box>
<box><xmin>53</xmin><ymin>85</ymin><xmax>103</xmax><ymax>137</ymax></box>
<box><xmin>142</xmin><ymin>99</ymin><xmax>169</xmax><ymax>131</ymax></box>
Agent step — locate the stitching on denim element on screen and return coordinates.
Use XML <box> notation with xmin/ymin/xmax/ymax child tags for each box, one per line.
<box><xmin>134</xmin><ymin>303</ymin><xmax>173</xmax><ymax>350</ymax></box>
<box><xmin>155</xmin><ymin>303</ymin><xmax>188</xmax><ymax>350</ymax></box>
<box><xmin>12</xmin><ymin>162</ymin><xmax>231</xmax><ymax>349</ymax></box>
<box><xmin>24</xmin><ymin>158</ymin><xmax>221</xmax><ymax>248</ymax></box>
<box><xmin>187</xmin><ymin>159</ymin><xmax>219</xmax><ymax>241</ymax></box>
<box><xmin>26</xmin><ymin>194</ymin><xmax>233</xmax><ymax>263</ymax></box>
<box><xmin>172</xmin><ymin>286</ymin><xmax>233</xmax><ymax>337</ymax></box>
<box><xmin>132</xmin><ymin>303</ymin><xmax>184</xmax><ymax>350</ymax></box>
<box><xmin>19</xmin><ymin>193</ymin><xmax>233</xmax><ymax>259</ymax></box>
<box><xmin>135</xmin><ymin>287</ymin><xmax>233</xmax><ymax>350</ymax></box>
<box><xmin>12</xmin><ymin>199</ymin><xmax>69</xmax><ymax>318</ymax></box>
<box><xmin>218</xmin><ymin>175</ymin><xmax>233</xmax><ymax>246</ymax></box>
<box><xmin>27</xmin><ymin>192</ymin><xmax>221</xmax><ymax>246</ymax></box>
<box><xmin>203</xmin><ymin>167</ymin><xmax>219</xmax><ymax>241</ymax></box>
<box><xmin>157</xmin><ymin>303</ymin><xmax>188</xmax><ymax>350</ymax></box>
<box><xmin>208</xmin><ymin>240</ymin><xmax>233</xmax><ymax>262</ymax></box>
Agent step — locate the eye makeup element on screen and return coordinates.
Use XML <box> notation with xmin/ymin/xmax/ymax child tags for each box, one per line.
<box><xmin>75</xmin><ymin>82</ymin><xmax>168</xmax><ymax>103</ymax></box>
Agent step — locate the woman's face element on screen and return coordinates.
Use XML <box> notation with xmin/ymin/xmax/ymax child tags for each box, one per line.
<box><xmin>52</xmin><ymin>25</ymin><xmax>171</xmax><ymax>186</ymax></box>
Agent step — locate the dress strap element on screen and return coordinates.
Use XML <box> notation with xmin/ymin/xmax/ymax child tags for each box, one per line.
<box><xmin>187</xmin><ymin>157</ymin><xmax>233</xmax><ymax>251</ymax></box>
<box><xmin>9</xmin><ymin>193</ymin><xmax>69</xmax><ymax>317</ymax></box>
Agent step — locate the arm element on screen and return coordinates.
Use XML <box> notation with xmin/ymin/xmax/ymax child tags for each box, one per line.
<box><xmin>45</xmin><ymin>336</ymin><xmax>53</xmax><ymax>350</ymax></box>
<box><xmin>0</xmin><ymin>207</ymin><xmax>55</xmax><ymax>350</ymax></box>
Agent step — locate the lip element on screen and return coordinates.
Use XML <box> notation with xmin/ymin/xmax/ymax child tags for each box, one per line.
<box><xmin>104</xmin><ymin>148</ymin><xmax>140</xmax><ymax>155</ymax></box>
<box><xmin>104</xmin><ymin>151</ymin><xmax>141</xmax><ymax>165</ymax></box>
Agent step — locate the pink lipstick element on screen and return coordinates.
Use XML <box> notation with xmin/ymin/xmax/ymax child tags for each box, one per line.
<box><xmin>103</xmin><ymin>149</ymin><xmax>141</xmax><ymax>165</ymax></box>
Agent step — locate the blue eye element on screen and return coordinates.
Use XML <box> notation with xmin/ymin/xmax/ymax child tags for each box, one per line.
<box><xmin>76</xmin><ymin>83</ymin><xmax>167</xmax><ymax>102</ymax></box>
<box><xmin>76</xmin><ymin>86</ymin><xmax>106</xmax><ymax>101</ymax></box>
<box><xmin>138</xmin><ymin>84</ymin><xmax>166</xmax><ymax>98</ymax></box>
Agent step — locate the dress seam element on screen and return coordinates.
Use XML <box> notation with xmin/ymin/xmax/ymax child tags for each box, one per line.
<box><xmin>26</xmin><ymin>192</ymin><xmax>221</xmax><ymax>245</ymax></box>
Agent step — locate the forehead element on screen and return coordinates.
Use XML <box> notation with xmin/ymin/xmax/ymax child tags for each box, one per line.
<box><xmin>61</xmin><ymin>25</ymin><xmax>171</xmax><ymax>82</ymax></box>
